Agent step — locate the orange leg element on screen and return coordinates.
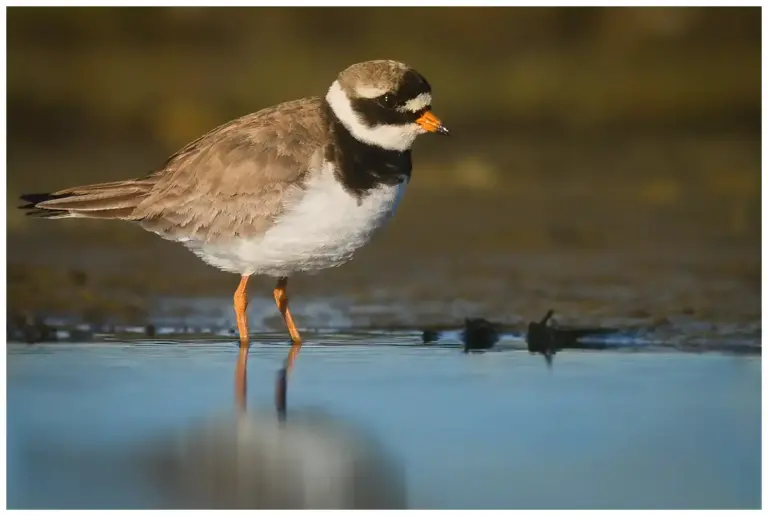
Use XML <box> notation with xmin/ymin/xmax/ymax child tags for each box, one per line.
<box><xmin>233</xmin><ymin>275</ymin><xmax>250</xmax><ymax>411</ymax></box>
<box><xmin>273</xmin><ymin>276</ymin><xmax>303</xmax><ymax>418</ymax></box>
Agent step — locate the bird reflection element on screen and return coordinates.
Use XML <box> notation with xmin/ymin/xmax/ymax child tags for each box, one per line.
<box><xmin>234</xmin><ymin>346</ymin><xmax>288</xmax><ymax>419</ymax></box>
<box><xmin>234</xmin><ymin>347</ymin><xmax>248</xmax><ymax>413</ymax></box>
<box><xmin>144</xmin><ymin>407</ymin><xmax>406</xmax><ymax>509</ymax></box>
<box><xmin>223</xmin><ymin>343</ymin><xmax>405</xmax><ymax>508</ymax></box>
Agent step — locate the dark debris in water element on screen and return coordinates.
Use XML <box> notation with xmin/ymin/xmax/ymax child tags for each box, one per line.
<box><xmin>418</xmin><ymin>309</ymin><xmax>759</xmax><ymax>358</ymax></box>
<box><xmin>420</xmin><ymin>310</ymin><xmax>622</xmax><ymax>357</ymax></box>
<box><xmin>421</xmin><ymin>318</ymin><xmax>503</xmax><ymax>353</ymax></box>
<box><xmin>421</xmin><ymin>329</ymin><xmax>440</xmax><ymax>344</ymax></box>
<box><xmin>527</xmin><ymin>309</ymin><xmax>619</xmax><ymax>350</ymax></box>
<box><xmin>526</xmin><ymin>309</ymin><xmax>622</xmax><ymax>366</ymax></box>
<box><xmin>461</xmin><ymin>318</ymin><xmax>500</xmax><ymax>353</ymax></box>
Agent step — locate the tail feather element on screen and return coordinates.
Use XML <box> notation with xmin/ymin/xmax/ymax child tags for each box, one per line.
<box><xmin>19</xmin><ymin>179</ymin><xmax>154</xmax><ymax>220</ymax></box>
<box><xmin>19</xmin><ymin>207</ymin><xmax>74</xmax><ymax>219</ymax></box>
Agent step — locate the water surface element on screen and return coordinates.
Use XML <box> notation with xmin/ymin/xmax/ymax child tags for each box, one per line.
<box><xmin>7</xmin><ymin>334</ymin><xmax>761</xmax><ymax>509</ymax></box>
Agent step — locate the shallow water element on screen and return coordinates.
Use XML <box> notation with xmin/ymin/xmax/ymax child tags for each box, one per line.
<box><xmin>7</xmin><ymin>334</ymin><xmax>761</xmax><ymax>509</ymax></box>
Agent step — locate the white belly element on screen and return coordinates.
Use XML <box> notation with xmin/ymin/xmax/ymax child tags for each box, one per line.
<box><xmin>192</xmin><ymin>167</ymin><xmax>408</xmax><ymax>276</ymax></box>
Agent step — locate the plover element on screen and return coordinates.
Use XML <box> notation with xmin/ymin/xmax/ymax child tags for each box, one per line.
<box><xmin>20</xmin><ymin>59</ymin><xmax>449</xmax><ymax>414</ymax></box>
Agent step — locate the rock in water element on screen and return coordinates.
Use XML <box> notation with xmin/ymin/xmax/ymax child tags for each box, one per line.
<box><xmin>145</xmin><ymin>409</ymin><xmax>407</xmax><ymax>509</ymax></box>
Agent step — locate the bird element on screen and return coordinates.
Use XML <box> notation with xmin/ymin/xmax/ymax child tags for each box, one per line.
<box><xmin>19</xmin><ymin>59</ymin><xmax>450</xmax><ymax>415</ymax></box>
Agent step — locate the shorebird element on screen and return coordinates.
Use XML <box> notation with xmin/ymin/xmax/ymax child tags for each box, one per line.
<box><xmin>20</xmin><ymin>59</ymin><xmax>449</xmax><ymax>414</ymax></box>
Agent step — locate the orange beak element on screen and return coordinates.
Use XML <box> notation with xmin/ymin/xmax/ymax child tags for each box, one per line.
<box><xmin>416</xmin><ymin>111</ymin><xmax>450</xmax><ymax>135</ymax></box>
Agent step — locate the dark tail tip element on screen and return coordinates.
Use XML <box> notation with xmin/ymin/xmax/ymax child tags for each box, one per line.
<box><xmin>18</xmin><ymin>192</ymin><xmax>69</xmax><ymax>218</ymax></box>
<box><xmin>19</xmin><ymin>192</ymin><xmax>61</xmax><ymax>206</ymax></box>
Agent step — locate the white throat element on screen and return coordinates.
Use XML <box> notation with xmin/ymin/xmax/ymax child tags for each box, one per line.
<box><xmin>325</xmin><ymin>80</ymin><xmax>423</xmax><ymax>152</ymax></box>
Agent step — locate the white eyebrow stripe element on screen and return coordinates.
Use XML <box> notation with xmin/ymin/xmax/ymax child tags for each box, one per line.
<box><xmin>399</xmin><ymin>93</ymin><xmax>432</xmax><ymax>113</ymax></box>
<box><xmin>355</xmin><ymin>85</ymin><xmax>389</xmax><ymax>98</ymax></box>
<box><xmin>326</xmin><ymin>80</ymin><xmax>421</xmax><ymax>151</ymax></box>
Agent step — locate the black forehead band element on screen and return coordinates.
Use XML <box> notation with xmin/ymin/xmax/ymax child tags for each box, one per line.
<box><xmin>394</xmin><ymin>70</ymin><xmax>432</xmax><ymax>101</ymax></box>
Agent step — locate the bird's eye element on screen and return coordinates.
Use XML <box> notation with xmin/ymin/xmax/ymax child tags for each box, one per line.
<box><xmin>378</xmin><ymin>94</ymin><xmax>396</xmax><ymax>109</ymax></box>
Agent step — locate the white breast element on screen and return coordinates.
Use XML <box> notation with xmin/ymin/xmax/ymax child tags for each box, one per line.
<box><xmin>193</xmin><ymin>163</ymin><xmax>407</xmax><ymax>276</ymax></box>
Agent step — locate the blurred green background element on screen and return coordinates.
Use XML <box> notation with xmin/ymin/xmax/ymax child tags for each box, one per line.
<box><xmin>6</xmin><ymin>7</ymin><xmax>761</xmax><ymax>328</ymax></box>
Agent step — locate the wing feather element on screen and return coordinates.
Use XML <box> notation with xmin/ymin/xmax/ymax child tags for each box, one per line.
<box><xmin>133</xmin><ymin>97</ymin><xmax>327</xmax><ymax>243</ymax></box>
<box><xmin>20</xmin><ymin>97</ymin><xmax>328</xmax><ymax>244</ymax></box>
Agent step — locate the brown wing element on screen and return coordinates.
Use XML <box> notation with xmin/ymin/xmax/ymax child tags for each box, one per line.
<box><xmin>133</xmin><ymin>97</ymin><xmax>327</xmax><ymax>243</ymax></box>
<box><xmin>21</xmin><ymin>97</ymin><xmax>328</xmax><ymax>243</ymax></box>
